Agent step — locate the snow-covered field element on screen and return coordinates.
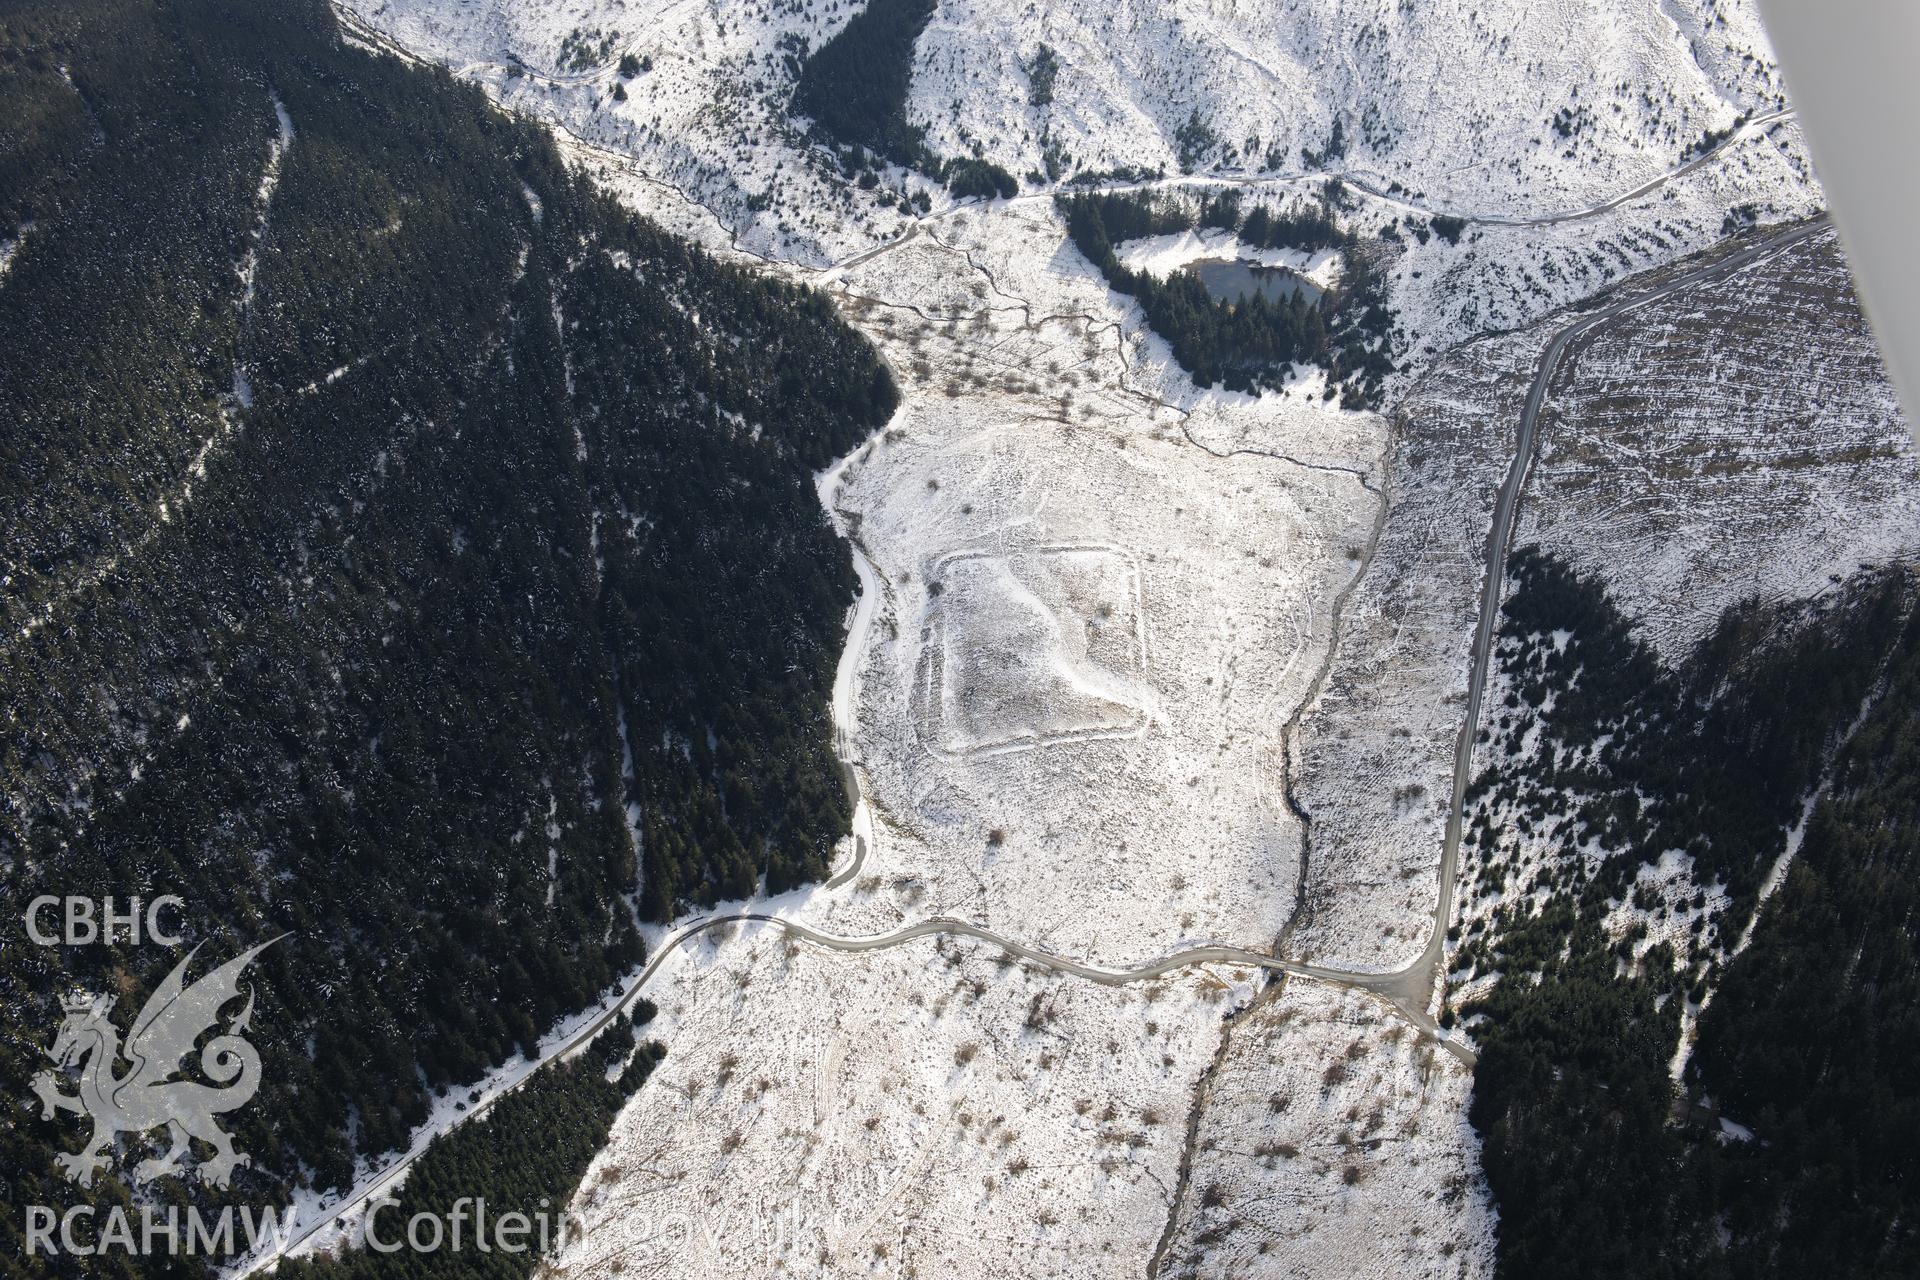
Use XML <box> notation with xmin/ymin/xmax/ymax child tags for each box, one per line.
<box><xmin>559</xmin><ymin>924</ymin><xmax>1267</xmax><ymax>1277</ymax></box>
<box><xmin>1284</xmin><ymin>323</ymin><xmax>1554</xmax><ymax>975</ymax></box>
<box><xmin>313</xmin><ymin>2</ymin><xmax>1907</xmax><ymax>1275</ymax></box>
<box><xmin>1113</xmin><ymin>229</ymin><xmax>1343</xmax><ymax>292</ymax></box>
<box><xmin>812</xmin><ymin>204</ymin><xmax>1383</xmax><ymax>963</ymax></box>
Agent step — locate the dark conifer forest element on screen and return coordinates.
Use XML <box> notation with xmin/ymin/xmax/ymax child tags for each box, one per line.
<box><xmin>1459</xmin><ymin>550</ymin><xmax>1920</xmax><ymax>1278</ymax></box>
<box><xmin>790</xmin><ymin>0</ymin><xmax>936</xmax><ymax>170</ymax></box>
<box><xmin>0</xmin><ymin>0</ymin><xmax>893</xmax><ymax>1273</ymax></box>
<box><xmin>278</xmin><ymin>1009</ymin><xmax>667</xmax><ymax>1280</ymax></box>
<box><xmin>789</xmin><ymin>0</ymin><xmax>1019</xmax><ymax>201</ymax></box>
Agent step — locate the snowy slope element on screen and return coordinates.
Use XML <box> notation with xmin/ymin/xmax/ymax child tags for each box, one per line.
<box><xmin>312</xmin><ymin>4</ymin><xmax>1894</xmax><ymax>1278</ymax></box>
<box><xmin>345</xmin><ymin>0</ymin><xmax>1814</xmax><ymax>275</ymax></box>
<box><xmin>1519</xmin><ymin>227</ymin><xmax>1919</xmax><ymax>660</ymax></box>
<box><xmin>913</xmin><ymin>0</ymin><xmax>1784</xmax><ymax>208</ymax></box>
<box><xmin>539</xmin><ymin>192</ymin><xmax>1413</xmax><ymax>1279</ymax></box>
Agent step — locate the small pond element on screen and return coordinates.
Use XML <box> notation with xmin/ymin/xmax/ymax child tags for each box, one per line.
<box><xmin>1182</xmin><ymin>258</ymin><xmax>1323</xmax><ymax>306</ymax></box>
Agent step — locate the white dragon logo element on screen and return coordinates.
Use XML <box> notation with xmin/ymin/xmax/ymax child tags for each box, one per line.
<box><xmin>31</xmin><ymin>937</ymin><xmax>284</xmax><ymax>1189</ymax></box>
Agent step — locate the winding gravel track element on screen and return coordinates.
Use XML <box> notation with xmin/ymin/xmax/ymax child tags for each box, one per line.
<box><xmin>818</xmin><ymin>448</ymin><xmax>882</xmax><ymax>891</ymax></box>
<box><xmin>885</xmin><ymin>108</ymin><xmax>1799</xmax><ymax>264</ymax></box>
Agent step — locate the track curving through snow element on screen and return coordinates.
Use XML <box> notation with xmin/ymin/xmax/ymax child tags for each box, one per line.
<box><xmin>1335</xmin><ymin>107</ymin><xmax>1797</xmax><ymax>228</ymax></box>
<box><xmin>837</xmin><ymin>106</ymin><xmax>1800</xmax><ymax>275</ymax></box>
<box><xmin>335</xmin><ymin>0</ymin><xmax>1797</xmax><ymax>275</ymax></box>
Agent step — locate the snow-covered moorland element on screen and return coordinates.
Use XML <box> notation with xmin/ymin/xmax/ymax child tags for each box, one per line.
<box><xmin>547</xmin><ymin>187</ymin><xmax>1419</xmax><ymax>1277</ymax></box>
<box><xmin>1516</xmin><ymin>227</ymin><xmax>1919</xmax><ymax>662</ymax></box>
<box><xmin>311</xmin><ymin>1</ymin><xmax>1915</xmax><ymax>1276</ymax></box>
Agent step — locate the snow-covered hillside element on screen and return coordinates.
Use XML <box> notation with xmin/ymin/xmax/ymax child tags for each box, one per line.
<box><xmin>1519</xmin><ymin>227</ymin><xmax>1918</xmax><ymax>660</ymax></box>
<box><xmin>537</xmin><ymin>187</ymin><xmax>1431</xmax><ymax>1279</ymax></box>
<box><xmin>912</xmin><ymin>0</ymin><xmax>1783</xmax><ymax>206</ymax></box>
<box><xmin>306</xmin><ymin>3</ymin><xmax>1914</xmax><ymax>1278</ymax></box>
<box><xmin>349</xmin><ymin>1</ymin><xmax>1809</xmax><ymax>251</ymax></box>
<box><xmin>345</xmin><ymin>0</ymin><xmax>1822</xmax><ymax>383</ymax></box>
